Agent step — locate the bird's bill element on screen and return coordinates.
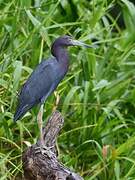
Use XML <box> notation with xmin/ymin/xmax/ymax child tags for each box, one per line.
<box><xmin>71</xmin><ymin>39</ymin><xmax>97</xmax><ymax>49</ymax></box>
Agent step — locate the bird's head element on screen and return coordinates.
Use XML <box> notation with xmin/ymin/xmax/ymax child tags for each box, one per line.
<box><xmin>52</xmin><ymin>35</ymin><xmax>97</xmax><ymax>48</ymax></box>
<box><xmin>51</xmin><ymin>35</ymin><xmax>97</xmax><ymax>57</ymax></box>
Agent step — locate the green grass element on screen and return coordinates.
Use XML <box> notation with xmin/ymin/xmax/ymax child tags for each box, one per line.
<box><xmin>0</xmin><ymin>0</ymin><xmax>135</xmax><ymax>179</ymax></box>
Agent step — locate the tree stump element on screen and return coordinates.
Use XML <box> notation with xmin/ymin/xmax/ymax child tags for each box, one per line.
<box><xmin>22</xmin><ymin>111</ymin><xmax>83</xmax><ymax>180</ymax></box>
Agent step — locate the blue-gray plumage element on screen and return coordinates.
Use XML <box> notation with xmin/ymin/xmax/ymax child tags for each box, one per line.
<box><xmin>14</xmin><ymin>57</ymin><xmax>68</xmax><ymax>121</ymax></box>
<box><xmin>14</xmin><ymin>35</ymin><xmax>95</xmax><ymax>144</ymax></box>
<box><xmin>14</xmin><ymin>35</ymin><xmax>95</xmax><ymax>121</ymax></box>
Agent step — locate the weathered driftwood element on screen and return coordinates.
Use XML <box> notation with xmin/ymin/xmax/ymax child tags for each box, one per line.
<box><xmin>22</xmin><ymin>111</ymin><xmax>83</xmax><ymax>180</ymax></box>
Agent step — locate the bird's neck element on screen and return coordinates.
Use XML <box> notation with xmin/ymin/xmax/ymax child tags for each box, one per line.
<box><xmin>51</xmin><ymin>45</ymin><xmax>69</xmax><ymax>66</ymax></box>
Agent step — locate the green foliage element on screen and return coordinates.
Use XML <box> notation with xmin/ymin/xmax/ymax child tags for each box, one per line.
<box><xmin>0</xmin><ymin>0</ymin><xmax>135</xmax><ymax>179</ymax></box>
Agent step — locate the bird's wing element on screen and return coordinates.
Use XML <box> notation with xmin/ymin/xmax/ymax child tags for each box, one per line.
<box><xmin>19</xmin><ymin>58</ymin><xmax>59</xmax><ymax>106</ymax></box>
<box><xmin>14</xmin><ymin>57</ymin><xmax>67</xmax><ymax>121</ymax></box>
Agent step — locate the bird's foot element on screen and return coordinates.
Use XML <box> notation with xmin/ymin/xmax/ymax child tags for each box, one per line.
<box><xmin>35</xmin><ymin>145</ymin><xmax>55</xmax><ymax>159</ymax></box>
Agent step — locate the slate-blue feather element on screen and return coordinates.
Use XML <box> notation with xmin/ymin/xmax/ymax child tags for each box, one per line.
<box><xmin>14</xmin><ymin>57</ymin><xmax>68</xmax><ymax>121</ymax></box>
<box><xmin>14</xmin><ymin>35</ymin><xmax>95</xmax><ymax>144</ymax></box>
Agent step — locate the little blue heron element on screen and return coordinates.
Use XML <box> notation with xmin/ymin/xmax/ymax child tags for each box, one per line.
<box><xmin>14</xmin><ymin>35</ymin><xmax>95</xmax><ymax>145</ymax></box>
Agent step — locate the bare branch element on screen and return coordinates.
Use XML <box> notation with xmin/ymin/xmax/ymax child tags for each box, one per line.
<box><xmin>22</xmin><ymin>111</ymin><xmax>83</xmax><ymax>180</ymax></box>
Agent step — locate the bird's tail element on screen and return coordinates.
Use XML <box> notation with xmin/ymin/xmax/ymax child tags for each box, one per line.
<box><xmin>14</xmin><ymin>104</ymin><xmax>31</xmax><ymax>122</ymax></box>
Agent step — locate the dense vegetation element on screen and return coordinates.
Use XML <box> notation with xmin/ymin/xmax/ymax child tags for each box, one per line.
<box><xmin>0</xmin><ymin>0</ymin><xmax>135</xmax><ymax>179</ymax></box>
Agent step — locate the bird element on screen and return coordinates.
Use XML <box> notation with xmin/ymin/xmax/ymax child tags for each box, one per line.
<box><xmin>14</xmin><ymin>35</ymin><xmax>96</xmax><ymax>145</ymax></box>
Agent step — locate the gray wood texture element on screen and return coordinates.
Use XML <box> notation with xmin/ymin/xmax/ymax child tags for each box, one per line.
<box><xmin>22</xmin><ymin>111</ymin><xmax>83</xmax><ymax>180</ymax></box>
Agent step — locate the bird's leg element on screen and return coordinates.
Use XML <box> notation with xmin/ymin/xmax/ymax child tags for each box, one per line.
<box><xmin>36</xmin><ymin>104</ymin><xmax>55</xmax><ymax>158</ymax></box>
<box><xmin>37</xmin><ymin>104</ymin><xmax>44</xmax><ymax>146</ymax></box>
<box><xmin>53</xmin><ymin>91</ymin><xmax>60</xmax><ymax>111</ymax></box>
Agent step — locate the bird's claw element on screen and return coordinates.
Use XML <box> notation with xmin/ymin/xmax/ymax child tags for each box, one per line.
<box><xmin>34</xmin><ymin>146</ymin><xmax>55</xmax><ymax>158</ymax></box>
